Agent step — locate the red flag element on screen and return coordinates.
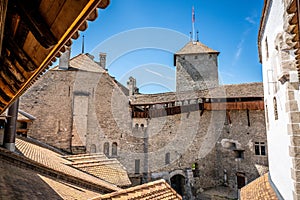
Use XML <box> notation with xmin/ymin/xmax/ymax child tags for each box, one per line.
<box><xmin>192</xmin><ymin>6</ymin><xmax>195</xmax><ymax>23</ymax></box>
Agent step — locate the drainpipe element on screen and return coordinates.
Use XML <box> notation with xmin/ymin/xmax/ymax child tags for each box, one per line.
<box><xmin>3</xmin><ymin>98</ymin><xmax>19</xmax><ymax>151</ymax></box>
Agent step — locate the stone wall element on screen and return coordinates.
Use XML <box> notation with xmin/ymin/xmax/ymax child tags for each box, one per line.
<box><xmin>20</xmin><ymin>70</ymin><xmax>75</xmax><ymax>152</ymax></box>
<box><xmin>124</xmin><ymin>109</ymin><xmax>267</xmax><ymax>191</ymax></box>
<box><xmin>19</xmin><ymin>55</ymin><xmax>267</xmax><ymax>198</ymax></box>
<box><xmin>176</xmin><ymin>54</ymin><xmax>219</xmax><ymax>92</ymax></box>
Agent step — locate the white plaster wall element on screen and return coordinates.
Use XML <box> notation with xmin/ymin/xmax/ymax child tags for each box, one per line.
<box><xmin>261</xmin><ymin>0</ymin><xmax>293</xmax><ymax>199</ymax></box>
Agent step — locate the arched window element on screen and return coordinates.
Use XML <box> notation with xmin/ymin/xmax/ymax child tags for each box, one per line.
<box><xmin>112</xmin><ymin>142</ymin><xmax>118</xmax><ymax>156</ymax></box>
<box><xmin>165</xmin><ymin>152</ymin><xmax>170</xmax><ymax>165</ymax></box>
<box><xmin>273</xmin><ymin>97</ymin><xmax>278</xmax><ymax>120</ymax></box>
<box><xmin>90</xmin><ymin>144</ymin><xmax>96</xmax><ymax>153</ymax></box>
<box><xmin>103</xmin><ymin>142</ymin><xmax>109</xmax><ymax>156</ymax></box>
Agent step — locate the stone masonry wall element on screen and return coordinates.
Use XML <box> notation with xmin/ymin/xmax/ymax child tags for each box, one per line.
<box><xmin>176</xmin><ymin>54</ymin><xmax>219</xmax><ymax>92</ymax></box>
<box><xmin>20</xmin><ymin>70</ymin><xmax>75</xmax><ymax>152</ymax></box>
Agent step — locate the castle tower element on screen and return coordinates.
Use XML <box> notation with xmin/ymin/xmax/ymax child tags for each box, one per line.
<box><xmin>174</xmin><ymin>41</ymin><xmax>219</xmax><ymax>92</ymax></box>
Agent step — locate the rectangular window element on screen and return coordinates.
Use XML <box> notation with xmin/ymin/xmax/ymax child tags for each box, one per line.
<box><xmin>255</xmin><ymin>142</ymin><xmax>266</xmax><ymax>156</ymax></box>
<box><xmin>165</xmin><ymin>153</ymin><xmax>170</xmax><ymax>165</ymax></box>
<box><xmin>135</xmin><ymin>159</ymin><xmax>140</xmax><ymax>174</ymax></box>
<box><xmin>265</xmin><ymin>37</ymin><xmax>269</xmax><ymax>59</ymax></box>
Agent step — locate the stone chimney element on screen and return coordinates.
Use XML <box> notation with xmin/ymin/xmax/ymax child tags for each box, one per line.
<box><xmin>127</xmin><ymin>76</ymin><xmax>139</xmax><ymax>96</ymax></box>
<box><xmin>58</xmin><ymin>46</ymin><xmax>71</xmax><ymax>70</ymax></box>
<box><xmin>99</xmin><ymin>52</ymin><xmax>106</xmax><ymax>69</ymax></box>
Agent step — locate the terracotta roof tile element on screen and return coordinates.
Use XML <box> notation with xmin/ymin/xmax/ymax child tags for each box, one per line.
<box><xmin>38</xmin><ymin>175</ymin><xmax>101</xmax><ymax>199</ymax></box>
<box><xmin>15</xmin><ymin>138</ymin><xmax>120</xmax><ymax>192</ymax></box>
<box><xmin>130</xmin><ymin>82</ymin><xmax>263</xmax><ymax>105</ymax></box>
<box><xmin>64</xmin><ymin>154</ymin><xmax>132</xmax><ymax>187</ymax></box>
<box><xmin>175</xmin><ymin>41</ymin><xmax>219</xmax><ymax>55</ymax></box>
<box><xmin>93</xmin><ymin>179</ymin><xmax>182</xmax><ymax>200</ymax></box>
<box><xmin>240</xmin><ymin>173</ymin><xmax>278</xmax><ymax>200</ymax></box>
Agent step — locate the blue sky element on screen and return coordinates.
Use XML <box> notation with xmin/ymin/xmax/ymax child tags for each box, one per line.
<box><xmin>69</xmin><ymin>0</ymin><xmax>264</xmax><ymax>94</ymax></box>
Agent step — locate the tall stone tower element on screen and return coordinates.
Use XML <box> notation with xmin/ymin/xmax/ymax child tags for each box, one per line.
<box><xmin>174</xmin><ymin>41</ymin><xmax>219</xmax><ymax>92</ymax></box>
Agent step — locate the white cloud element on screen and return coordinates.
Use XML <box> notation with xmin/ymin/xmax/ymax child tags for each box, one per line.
<box><xmin>145</xmin><ymin>68</ymin><xmax>163</xmax><ymax>77</ymax></box>
<box><xmin>245</xmin><ymin>16</ymin><xmax>256</xmax><ymax>25</ymax></box>
<box><xmin>145</xmin><ymin>68</ymin><xmax>174</xmax><ymax>80</ymax></box>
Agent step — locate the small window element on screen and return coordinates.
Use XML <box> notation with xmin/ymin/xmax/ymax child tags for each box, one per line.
<box><xmin>165</xmin><ymin>152</ymin><xmax>170</xmax><ymax>165</ymax></box>
<box><xmin>103</xmin><ymin>142</ymin><xmax>109</xmax><ymax>156</ymax></box>
<box><xmin>247</xmin><ymin>109</ymin><xmax>250</xmax><ymax>127</ymax></box>
<box><xmin>112</xmin><ymin>142</ymin><xmax>118</xmax><ymax>156</ymax></box>
<box><xmin>90</xmin><ymin>144</ymin><xmax>96</xmax><ymax>153</ymax></box>
<box><xmin>194</xmin><ymin>55</ymin><xmax>198</xmax><ymax>59</ymax></box>
<box><xmin>265</xmin><ymin>104</ymin><xmax>269</xmax><ymax>130</ymax></box>
<box><xmin>274</xmin><ymin>97</ymin><xmax>278</xmax><ymax>120</ymax></box>
<box><xmin>255</xmin><ymin>142</ymin><xmax>266</xmax><ymax>156</ymax></box>
<box><xmin>135</xmin><ymin>159</ymin><xmax>140</xmax><ymax>174</ymax></box>
<box><xmin>265</xmin><ymin>37</ymin><xmax>269</xmax><ymax>59</ymax></box>
<box><xmin>235</xmin><ymin>150</ymin><xmax>244</xmax><ymax>159</ymax></box>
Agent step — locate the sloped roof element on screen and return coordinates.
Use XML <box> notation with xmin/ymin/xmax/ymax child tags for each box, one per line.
<box><xmin>240</xmin><ymin>173</ymin><xmax>278</xmax><ymax>200</ymax></box>
<box><xmin>175</xmin><ymin>41</ymin><xmax>219</xmax><ymax>55</ymax></box>
<box><xmin>15</xmin><ymin>138</ymin><xmax>120</xmax><ymax>192</ymax></box>
<box><xmin>206</xmin><ymin>82</ymin><xmax>264</xmax><ymax>98</ymax></box>
<box><xmin>64</xmin><ymin>154</ymin><xmax>132</xmax><ymax>187</ymax></box>
<box><xmin>93</xmin><ymin>179</ymin><xmax>182</xmax><ymax>200</ymax></box>
<box><xmin>0</xmin><ymin>146</ymin><xmax>106</xmax><ymax>199</ymax></box>
<box><xmin>17</xmin><ymin>109</ymin><xmax>36</xmax><ymax>121</ymax></box>
<box><xmin>130</xmin><ymin>82</ymin><xmax>263</xmax><ymax>105</ymax></box>
<box><xmin>69</xmin><ymin>53</ymin><xmax>107</xmax><ymax>73</ymax></box>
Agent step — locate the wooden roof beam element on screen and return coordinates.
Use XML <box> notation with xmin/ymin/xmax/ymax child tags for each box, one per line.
<box><xmin>6</xmin><ymin>38</ymin><xmax>37</xmax><ymax>72</ymax></box>
<box><xmin>13</xmin><ymin>0</ymin><xmax>58</xmax><ymax>48</ymax></box>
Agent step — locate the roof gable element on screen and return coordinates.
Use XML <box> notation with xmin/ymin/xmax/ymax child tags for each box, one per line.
<box><xmin>175</xmin><ymin>41</ymin><xmax>219</xmax><ymax>55</ymax></box>
<box><xmin>69</xmin><ymin>54</ymin><xmax>107</xmax><ymax>73</ymax></box>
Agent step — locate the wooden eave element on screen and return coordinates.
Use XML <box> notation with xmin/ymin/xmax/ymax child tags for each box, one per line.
<box><xmin>0</xmin><ymin>0</ymin><xmax>110</xmax><ymax>114</ymax></box>
<box><xmin>258</xmin><ymin>0</ymin><xmax>269</xmax><ymax>63</ymax></box>
<box><xmin>287</xmin><ymin>0</ymin><xmax>300</xmax><ymax>80</ymax></box>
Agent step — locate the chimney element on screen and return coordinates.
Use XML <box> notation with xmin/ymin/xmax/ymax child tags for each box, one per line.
<box><xmin>127</xmin><ymin>76</ymin><xmax>139</xmax><ymax>96</ymax></box>
<box><xmin>58</xmin><ymin>46</ymin><xmax>71</xmax><ymax>70</ymax></box>
<box><xmin>99</xmin><ymin>52</ymin><xmax>106</xmax><ymax>69</ymax></box>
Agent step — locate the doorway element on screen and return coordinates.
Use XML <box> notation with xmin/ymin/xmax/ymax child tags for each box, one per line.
<box><xmin>236</xmin><ymin>172</ymin><xmax>246</xmax><ymax>189</ymax></box>
<box><xmin>170</xmin><ymin>174</ymin><xmax>185</xmax><ymax>196</ymax></box>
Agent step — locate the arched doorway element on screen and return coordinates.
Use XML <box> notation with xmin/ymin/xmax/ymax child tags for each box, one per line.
<box><xmin>170</xmin><ymin>174</ymin><xmax>185</xmax><ymax>196</ymax></box>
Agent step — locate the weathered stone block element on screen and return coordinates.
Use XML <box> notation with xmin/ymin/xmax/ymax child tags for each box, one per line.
<box><xmin>288</xmin><ymin>123</ymin><xmax>300</xmax><ymax>135</ymax></box>
<box><xmin>290</xmin><ymin>146</ymin><xmax>300</xmax><ymax>157</ymax></box>
<box><xmin>286</xmin><ymin>100</ymin><xmax>299</xmax><ymax>112</ymax></box>
<box><xmin>289</xmin><ymin>112</ymin><xmax>300</xmax><ymax>123</ymax></box>
<box><xmin>292</xmin><ymin>158</ymin><xmax>300</xmax><ymax>169</ymax></box>
<box><xmin>291</xmin><ymin>137</ymin><xmax>300</xmax><ymax>147</ymax></box>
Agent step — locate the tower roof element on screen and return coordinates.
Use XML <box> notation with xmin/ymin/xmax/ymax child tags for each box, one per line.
<box><xmin>175</xmin><ymin>41</ymin><xmax>219</xmax><ymax>55</ymax></box>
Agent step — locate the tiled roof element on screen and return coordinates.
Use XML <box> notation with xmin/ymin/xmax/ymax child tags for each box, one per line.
<box><xmin>175</xmin><ymin>41</ymin><xmax>219</xmax><ymax>55</ymax></box>
<box><xmin>52</xmin><ymin>53</ymin><xmax>107</xmax><ymax>73</ymax></box>
<box><xmin>0</xmin><ymin>148</ymin><xmax>101</xmax><ymax>199</ymax></box>
<box><xmin>69</xmin><ymin>54</ymin><xmax>107</xmax><ymax>73</ymax></box>
<box><xmin>206</xmin><ymin>82</ymin><xmax>264</xmax><ymax>98</ymax></box>
<box><xmin>240</xmin><ymin>173</ymin><xmax>278</xmax><ymax>200</ymax></box>
<box><xmin>93</xmin><ymin>179</ymin><xmax>182</xmax><ymax>200</ymax></box>
<box><xmin>64</xmin><ymin>154</ymin><xmax>132</xmax><ymax>187</ymax></box>
<box><xmin>15</xmin><ymin>138</ymin><xmax>120</xmax><ymax>192</ymax></box>
<box><xmin>38</xmin><ymin>175</ymin><xmax>101</xmax><ymax>199</ymax></box>
<box><xmin>130</xmin><ymin>82</ymin><xmax>263</xmax><ymax>105</ymax></box>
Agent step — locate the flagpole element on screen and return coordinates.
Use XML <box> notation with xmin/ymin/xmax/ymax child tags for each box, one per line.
<box><xmin>192</xmin><ymin>6</ymin><xmax>196</xmax><ymax>44</ymax></box>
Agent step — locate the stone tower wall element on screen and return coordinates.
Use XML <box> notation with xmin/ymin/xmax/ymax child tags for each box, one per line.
<box><xmin>176</xmin><ymin>53</ymin><xmax>219</xmax><ymax>92</ymax></box>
